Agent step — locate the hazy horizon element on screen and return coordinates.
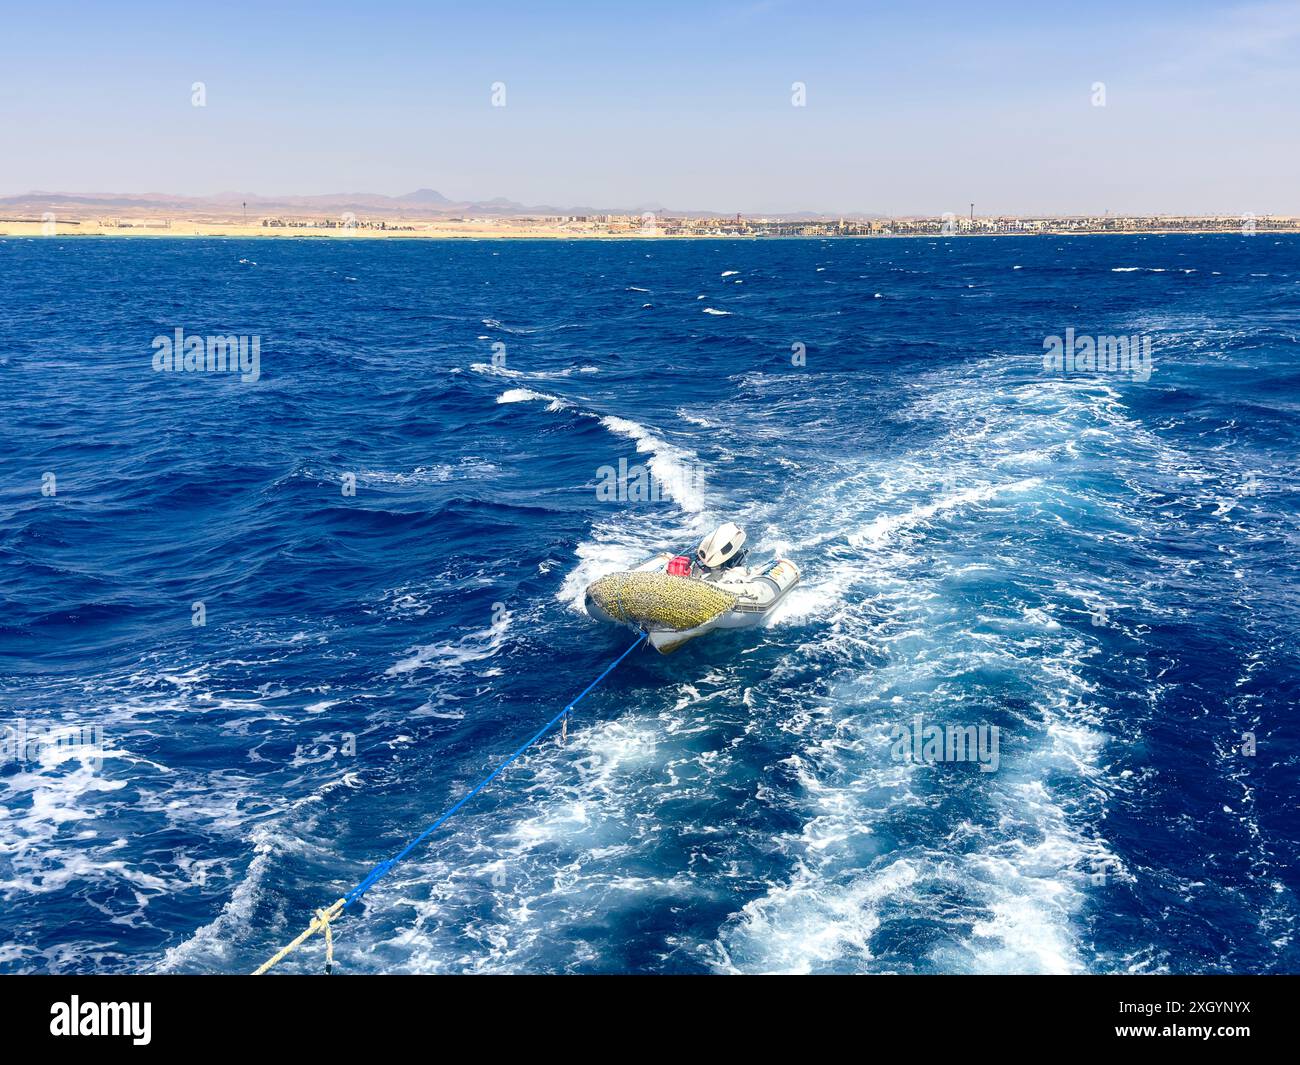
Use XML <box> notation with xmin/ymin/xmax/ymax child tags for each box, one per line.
<box><xmin>5</xmin><ymin>0</ymin><xmax>1300</xmax><ymax>215</ymax></box>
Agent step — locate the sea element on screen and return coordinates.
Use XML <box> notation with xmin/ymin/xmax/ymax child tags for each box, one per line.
<box><xmin>1</xmin><ymin>233</ymin><xmax>1297</xmax><ymax>974</ymax></box>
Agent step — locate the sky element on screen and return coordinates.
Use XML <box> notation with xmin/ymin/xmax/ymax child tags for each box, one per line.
<box><xmin>3</xmin><ymin>0</ymin><xmax>1299</xmax><ymax>215</ymax></box>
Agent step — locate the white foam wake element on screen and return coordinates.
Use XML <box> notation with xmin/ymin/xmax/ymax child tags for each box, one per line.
<box><xmin>598</xmin><ymin>415</ymin><xmax>707</xmax><ymax>514</ymax></box>
<box><xmin>472</xmin><ymin>362</ymin><xmax>598</xmax><ymax>379</ymax></box>
<box><xmin>496</xmin><ymin>387</ymin><xmax>568</xmax><ymax>412</ymax></box>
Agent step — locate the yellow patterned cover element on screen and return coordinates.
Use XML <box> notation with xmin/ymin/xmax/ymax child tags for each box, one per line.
<box><xmin>586</xmin><ymin>571</ymin><xmax>737</xmax><ymax>631</ymax></box>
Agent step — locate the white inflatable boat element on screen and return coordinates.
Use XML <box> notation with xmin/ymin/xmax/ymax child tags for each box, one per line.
<box><xmin>584</xmin><ymin>523</ymin><xmax>800</xmax><ymax>653</ymax></box>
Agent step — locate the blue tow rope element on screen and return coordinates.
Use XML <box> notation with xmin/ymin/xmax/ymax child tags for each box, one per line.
<box><xmin>342</xmin><ymin>632</ymin><xmax>647</xmax><ymax>907</ymax></box>
<box><xmin>254</xmin><ymin>632</ymin><xmax>647</xmax><ymax>974</ymax></box>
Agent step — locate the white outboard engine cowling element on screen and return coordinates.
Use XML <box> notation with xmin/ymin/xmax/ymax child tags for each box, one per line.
<box><xmin>696</xmin><ymin>522</ymin><xmax>746</xmax><ymax>571</ymax></box>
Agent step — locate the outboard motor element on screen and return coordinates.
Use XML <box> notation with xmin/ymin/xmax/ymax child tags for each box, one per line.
<box><xmin>695</xmin><ymin>522</ymin><xmax>747</xmax><ymax>573</ymax></box>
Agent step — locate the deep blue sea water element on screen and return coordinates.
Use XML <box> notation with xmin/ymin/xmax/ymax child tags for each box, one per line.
<box><xmin>1</xmin><ymin>234</ymin><xmax>1297</xmax><ymax>974</ymax></box>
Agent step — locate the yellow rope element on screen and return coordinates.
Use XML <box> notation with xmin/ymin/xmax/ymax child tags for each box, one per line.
<box><xmin>252</xmin><ymin>897</ymin><xmax>345</xmax><ymax>975</ymax></box>
<box><xmin>319</xmin><ymin>906</ymin><xmax>335</xmax><ymax>975</ymax></box>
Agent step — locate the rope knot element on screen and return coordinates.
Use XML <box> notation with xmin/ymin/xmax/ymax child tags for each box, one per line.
<box><xmin>316</xmin><ymin>905</ymin><xmax>337</xmax><ymax>975</ymax></box>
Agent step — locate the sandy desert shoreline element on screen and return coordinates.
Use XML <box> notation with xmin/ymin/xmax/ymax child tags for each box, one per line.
<box><xmin>3</xmin><ymin>219</ymin><xmax>1295</xmax><ymax>240</ymax></box>
<box><xmin>0</xmin><ymin>219</ymin><xmax>641</xmax><ymax>239</ymax></box>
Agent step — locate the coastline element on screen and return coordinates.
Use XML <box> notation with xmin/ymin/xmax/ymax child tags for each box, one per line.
<box><xmin>3</xmin><ymin>220</ymin><xmax>1295</xmax><ymax>240</ymax></box>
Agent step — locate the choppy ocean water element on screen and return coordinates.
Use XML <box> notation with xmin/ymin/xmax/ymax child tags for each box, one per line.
<box><xmin>1</xmin><ymin>234</ymin><xmax>1297</xmax><ymax>974</ymax></box>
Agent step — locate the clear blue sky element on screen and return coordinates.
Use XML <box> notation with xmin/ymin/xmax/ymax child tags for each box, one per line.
<box><xmin>3</xmin><ymin>0</ymin><xmax>1298</xmax><ymax>214</ymax></box>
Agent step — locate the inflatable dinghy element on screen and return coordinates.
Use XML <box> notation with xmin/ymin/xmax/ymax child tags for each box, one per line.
<box><xmin>584</xmin><ymin>523</ymin><xmax>800</xmax><ymax>653</ymax></box>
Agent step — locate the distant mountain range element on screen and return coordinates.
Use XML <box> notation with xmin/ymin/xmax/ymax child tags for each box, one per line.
<box><xmin>0</xmin><ymin>189</ymin><xmax>867</xmax><ymax>221</ymax></box>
